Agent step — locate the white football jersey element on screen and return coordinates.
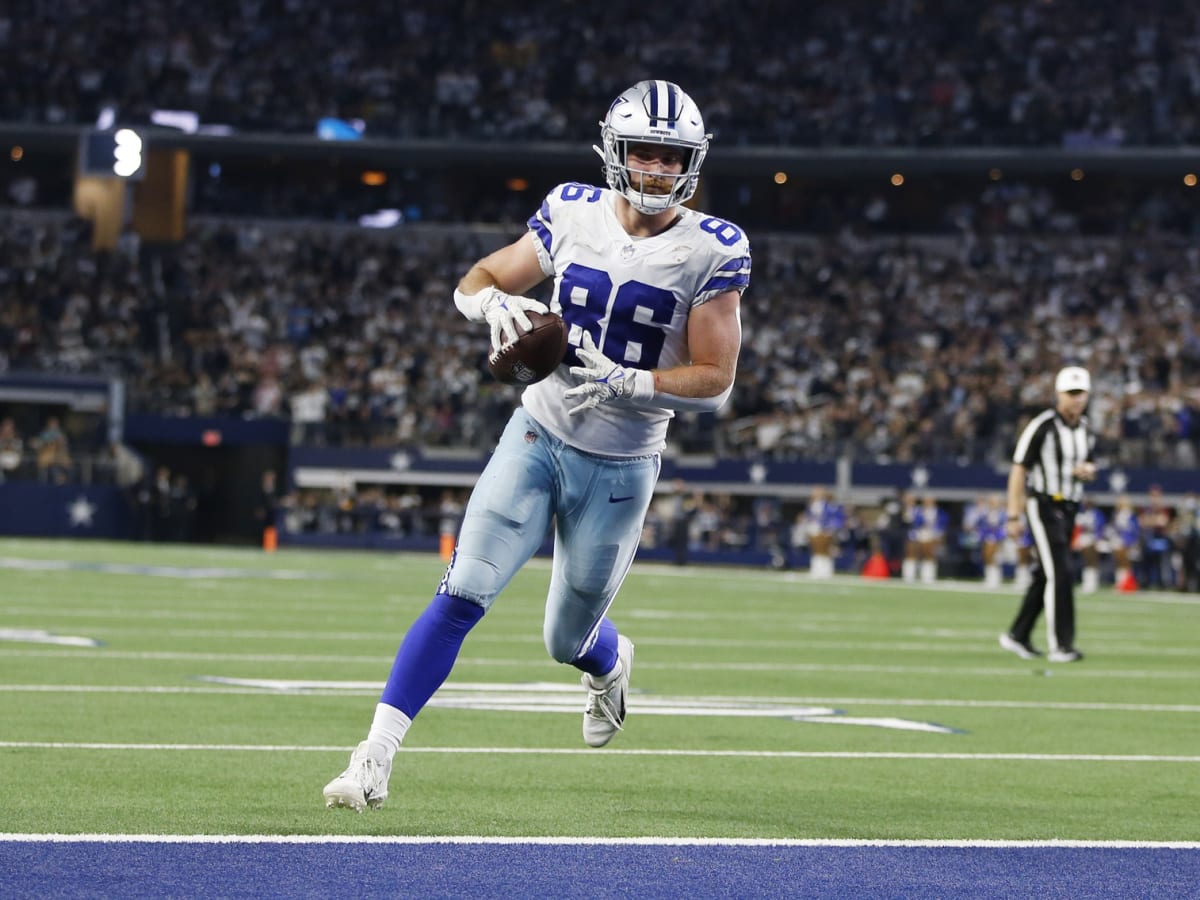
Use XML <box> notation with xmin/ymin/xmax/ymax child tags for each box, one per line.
<box><xmin>521</xmin><ymin>183</ymin><xmax>751</xmax><ymax>457</ymax></box>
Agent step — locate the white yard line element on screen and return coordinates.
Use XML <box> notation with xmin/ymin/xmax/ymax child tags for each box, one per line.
<box><xmin>0</xmin><ymin>647</ymin><xmax>1196</xmax><ymax>678</ymax></box>
<box><xmin>2</xmin><ymin>682</ymin><xmax>1199</xmax><ymax>714</ymax></box>
<box><xmin>1</xmin><ymin>741</ymin><xmax>1199</xmax><ymax>763</ymax></box>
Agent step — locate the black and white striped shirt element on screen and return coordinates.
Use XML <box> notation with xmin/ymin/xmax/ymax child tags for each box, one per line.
<box><xmin>1012</xmin><ymin>409</ymin><xmax>1094</xmax><ymax>502</ymax></box>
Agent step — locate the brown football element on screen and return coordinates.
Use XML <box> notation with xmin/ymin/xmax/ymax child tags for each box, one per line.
<box><xmin>487</xmin><ymin>310</ymin><xmax>568</xmax><ymax>386</ymax></box>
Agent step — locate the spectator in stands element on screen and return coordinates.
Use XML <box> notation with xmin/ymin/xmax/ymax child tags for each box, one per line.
<box><xmin>900</xmin><ymin>491</ymin><xmax>922</xmax><ymax>582</ymax></box>
<box><xmin>4</xmin><ymin>214</ymin><xmax>1200</xmax><ymax>471</ymax></box>
<box><xmin>0</xmin><ymin>416</ymin><xmax>23</xmax><ymax>481</ymax></box>
<box><xmin>254</xmin><ymin>469</ymin><xmax>280</xmax><ymax>545</ymax></box>
<box><xmin>150</xmin><ymin>465</ymin><xmax>174</xmax><ymax>542</ymax></box>
<box><xmin>1073</xmin><ymin>498</ymin><xmax>1106</xmax><ymax>594</ymax></box>
<box><xmin>1108</xmin><ymin>494</ymin><xmax>1141</xmax><ymax>590</ymax></box>
<box><xmin>32</xmin><ymin>416</ymin><xmax>71</xmax><ymax>484</ymax></box>
<box><xmin>168</xmin><ymin>473</ymin><xmax>198</xmax><ymax>542</ymax></box>
<box><xmin>1140</xmin><ymin>485</ymin><xmax>1175</xmax><ymax>589</ymax></box>
<box><xmin>666</xmin><ymin>479</ymin><xmax>697</xmax><ymax>566</ymax></box>
<box><xmin>1175</xmin><ymin>493</ymin><xmax>1200</xmax><ymax>593</ymax></box>
<box><xmin>966</xmin><ymin>493</ymin><xmax>1007</xmax><ymax>589</ymax></box>
<box><xmin>109</xmin><ymin>440</ymin><xmax>146</xmax><ymax>490</ymax></box>
<box><xmin>9</xmin><ymin>0</ymin><xmax>1200</xmax><ymax>149</ymax></box>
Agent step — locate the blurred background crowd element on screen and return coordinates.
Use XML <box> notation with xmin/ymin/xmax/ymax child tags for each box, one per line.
<box><xmin>2</xmin><ymin>0</ymin><xmax>1198</xmax><ymax>584</ymax></box>
<box><xmin>7</xmin><ymin>0</ymin><xmax>1200</xmax><ymax>148</ymax></box>
<box><xmin>2</xmin><ymin>213</ymin><xmax>1197</xmax><ymax>469</ymax></box>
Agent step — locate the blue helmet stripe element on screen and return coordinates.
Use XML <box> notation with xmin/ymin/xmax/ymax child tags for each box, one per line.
<box><xmin>648</xmin><ymin>80</ymin><xmax>680</xmax><ymax>126</ymax></box>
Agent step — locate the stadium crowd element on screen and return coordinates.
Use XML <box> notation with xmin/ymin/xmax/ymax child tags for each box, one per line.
<box><xmin>6</xmin><ymin>0</ymin><xmax>1200</xmax><ymax>148</ymax></box>
<box><xmin>4</xmin><ymin>1</ymin><xmax>1200</xmax><ymax>579</ymax></box>
<box><xmin>2</xmin><ymin>211</ymin><xmax>1198</xmax><ymax>472</ymax></box>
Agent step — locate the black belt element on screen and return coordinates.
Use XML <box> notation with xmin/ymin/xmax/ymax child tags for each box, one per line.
<box><xmin>1035</xmin><ymin>493</ymin><xmax>1078</xmax><ymax>508</ymax></box>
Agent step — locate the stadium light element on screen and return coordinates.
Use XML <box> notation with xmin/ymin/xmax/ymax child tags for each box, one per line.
<box><xmin>79</xmin><ymin>129</ymin><xmax>146</xmax><ymax>180</ymax></box>
<box><xmin>112</xmin><ymin>129</ymin><xmax>143</xmax><ymax>178</ymax></box>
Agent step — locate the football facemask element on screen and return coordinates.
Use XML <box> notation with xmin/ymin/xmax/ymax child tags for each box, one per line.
<box><xmin>595</xmin><ymin>80</ymin><xmax>710</xmax><ymax>214</ymax></box>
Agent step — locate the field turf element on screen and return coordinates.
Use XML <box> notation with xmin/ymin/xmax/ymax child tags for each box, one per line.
<box><xmin>1</xmin><ymin>538</ymin><xmax>1197</xmax><ymax>896</ymax></box>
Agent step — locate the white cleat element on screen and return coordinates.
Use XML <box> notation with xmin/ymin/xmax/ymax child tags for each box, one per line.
<box><xmin>581</xmin><ymin>635</ymin><xmax>634</xmax><ymax>748</ymax></box>
<box><xmin>323</xmin><ymin>740</ymin><xmax>392</xmax><ymax>812</ymax></box>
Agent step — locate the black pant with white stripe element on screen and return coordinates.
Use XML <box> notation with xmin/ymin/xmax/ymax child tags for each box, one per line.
<box><xmin>1010</xmin><ymin>497</ymin><xmax>1078</xmax><ymax>651</ymax></box>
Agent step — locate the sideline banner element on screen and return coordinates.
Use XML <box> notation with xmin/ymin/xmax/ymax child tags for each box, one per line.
<box><xmin>0</xmin><ymin>484</ymin><xmax>133</xmax><ymax>538</ymax></box>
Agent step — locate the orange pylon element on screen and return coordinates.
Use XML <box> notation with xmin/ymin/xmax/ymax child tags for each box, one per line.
<box><xmin>862</xmin><ymin>553</ymin><xmax>891</xmax><ymax>579</ymax></box>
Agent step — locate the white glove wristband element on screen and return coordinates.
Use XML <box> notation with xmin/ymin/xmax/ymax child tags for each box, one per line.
<box><xmin>453</xmin><ymin>286</ymin><xmax>493</xmax><ymax>323</ymax></box>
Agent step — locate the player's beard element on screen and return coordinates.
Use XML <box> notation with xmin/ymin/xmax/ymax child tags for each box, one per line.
<box><xmin>630</xmin><ymin>172</ymin><xmax>673</xmax><ymax>195</ymax></box>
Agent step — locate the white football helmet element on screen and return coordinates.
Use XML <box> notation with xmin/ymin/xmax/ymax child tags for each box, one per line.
<box><xmin>595</xmin><ymin>80</ymin><xmax>710</xmax><ymax>214</ymax></box>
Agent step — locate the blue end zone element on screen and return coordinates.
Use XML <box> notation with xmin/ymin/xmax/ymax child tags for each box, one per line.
<box><xmin>2</xmin><ymin>842</ymin><xmax>1197</xmax><ymax>899</ymax></box>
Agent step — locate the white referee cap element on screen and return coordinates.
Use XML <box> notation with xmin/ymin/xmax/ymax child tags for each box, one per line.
<box><xmin>1055</xmin><ymin>366</ymin><xmax>1091</xmax><ymax>392</ymax></box>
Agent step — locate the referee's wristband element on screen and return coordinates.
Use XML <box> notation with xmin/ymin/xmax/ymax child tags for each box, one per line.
<box><xmin>1006</xmin><ymin>515</ymin><xmax>1020</xmax><ymax>521</ymax></box>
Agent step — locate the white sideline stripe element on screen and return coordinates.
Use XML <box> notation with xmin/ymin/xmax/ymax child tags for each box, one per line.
<box><xmin>2</xmin><ymin>684</ymin><xmax>1199</xmax><ymax>714</ymax></box>
<box><xmin>2</xmin><ymin>741</ymin><xmax>1199</xmax><ymax>762</ymax></box>
<box><xmin>0</xmin><ymin>556</ymin><xmax>323</xmax><ymax>580</ymax></box>
<box><xmin>0</xmin><ymin>833</ymin><xmax>1198</xmax><ymax>849</ymax></box>
<box><xmin>7</xmin><ymin>625</ymin><xmax>1196</xmax><ymax>657</ymax></box>
<box><xmin>0</xmin><ymin>648</ymin><xmax>1195</xmax><ymax>679</ymax></box>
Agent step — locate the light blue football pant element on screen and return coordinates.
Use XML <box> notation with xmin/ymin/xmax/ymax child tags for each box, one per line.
<box><xmin>439</xmin><ymin>407</ymin><xmax>660</xmax><ymax>664</ymax></box>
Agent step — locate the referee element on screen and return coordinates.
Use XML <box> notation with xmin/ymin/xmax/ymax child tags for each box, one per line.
<box><xmin>999</xmin><ymin>366</ymin><xmax>1096</xmax><ymax>663</ymax></box>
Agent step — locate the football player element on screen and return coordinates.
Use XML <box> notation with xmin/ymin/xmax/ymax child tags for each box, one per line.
<box><xmin>324</xmin><ymin>80</ymin><xmax>751</xmax><ymax>811</ymax></box>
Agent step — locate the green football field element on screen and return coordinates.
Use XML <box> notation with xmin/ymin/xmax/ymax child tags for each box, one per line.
<box><xmin>1</xmin><ymin>537</ymin><xmax>1197</xmax><ymax>841</ymax></box>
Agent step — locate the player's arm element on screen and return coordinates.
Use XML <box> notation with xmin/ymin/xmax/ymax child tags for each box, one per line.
<box><xmin>651</xmin><ymin>289</ymin><xmax>741</xmax><ymax>404</ymax></box>
<box><xmin>1005</xmin><ymin>462</ymin><xmax>1027</xmax><ymax>537</ymax></box>
<box><xmin>458</xmin><ymin>233</ymin><xmax>547</xmax><ymax>298</ymax></box>
<box><xmin>453</xmin><ymin>234</ymin><xmax>550</xmax><ymax>349</ymax></box>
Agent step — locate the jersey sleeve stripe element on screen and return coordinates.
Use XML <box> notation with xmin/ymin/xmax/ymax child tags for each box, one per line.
<box><xmin>528</xmin><ymin>203</ymin><xmax>553</xmax><ymax>255</ymax></box>
<box><xmin>700</xmin><ymin>270</ymin><xmax>751</xmax><ymax>294</ymax></box>
<box><xmin>699</xmin><ymin>255</ymin><xmax>751</xmax><ymax>294</ymax></box>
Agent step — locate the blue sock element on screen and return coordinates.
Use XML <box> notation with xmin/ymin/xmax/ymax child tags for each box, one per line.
<box><xmin>380</xmin><ymin>592</ymin><xmax>485</xmax><ymax>719</ymax></box>
<box><xmin>573</xmin><ymin>616</ymin><xmax>618</xmax><ymax>677</ymax></box>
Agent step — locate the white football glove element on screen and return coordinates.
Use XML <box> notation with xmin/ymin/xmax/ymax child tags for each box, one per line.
<box><xmin>478</xmin><ymin>288</ymin><xmax>549</xmax><ymax>352</ymax></box>
<box><xmin>564</xmin><ymin>337</ymin><xmax>655</xmax><ymax>416</ymax></box>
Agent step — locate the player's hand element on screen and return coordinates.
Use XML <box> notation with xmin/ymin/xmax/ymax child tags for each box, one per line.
<box><xmin>479</xmin><ymin>288</ymin><xmax>549</xmax><ymax>352</ymax></box>
<box><xmin>564</xmin><ymin>336</ymin><xmax>655</xmax><ymax>416</ymax></box>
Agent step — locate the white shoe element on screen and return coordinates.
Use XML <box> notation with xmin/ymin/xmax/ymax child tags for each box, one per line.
<box><xmin>323</xmin><ymin>740</ymin><xmax>392</xmax><ymax>811</ymax></box>
<box><xmin>582</xmin><ymin>635</ymin><xmax>634</xmax><ymax>748</ymax></box>
<box><xmin>1048</xmin><ymin>647</ymin><xmax>1084</xmax><ymax>663</ymax></box>
<box><xmin>998</xmin><ymin>632</ymin><xmax>1042</xmax><ymax>660</ymax></box>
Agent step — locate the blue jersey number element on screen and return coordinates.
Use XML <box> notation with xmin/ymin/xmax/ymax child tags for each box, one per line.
<box><xmin>559</xmin><ymin>183</ymin><xmax>603</xmax><ymax>203</ymax></box>
<box><xmin>558</xmin><ymin>263</ymin><xmax>676</xmax><ymax>368</ymax></box>
<box><xmin>699</xmin><ymin>216</ymin><xmax>744</xmax><ymax>247</ymax></box>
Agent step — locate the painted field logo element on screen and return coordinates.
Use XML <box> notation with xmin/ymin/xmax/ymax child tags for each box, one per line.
<box><xmin>193</xmin><ymin>678</ymin><xmax>965</xmax><ymax>733</ymax></box>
